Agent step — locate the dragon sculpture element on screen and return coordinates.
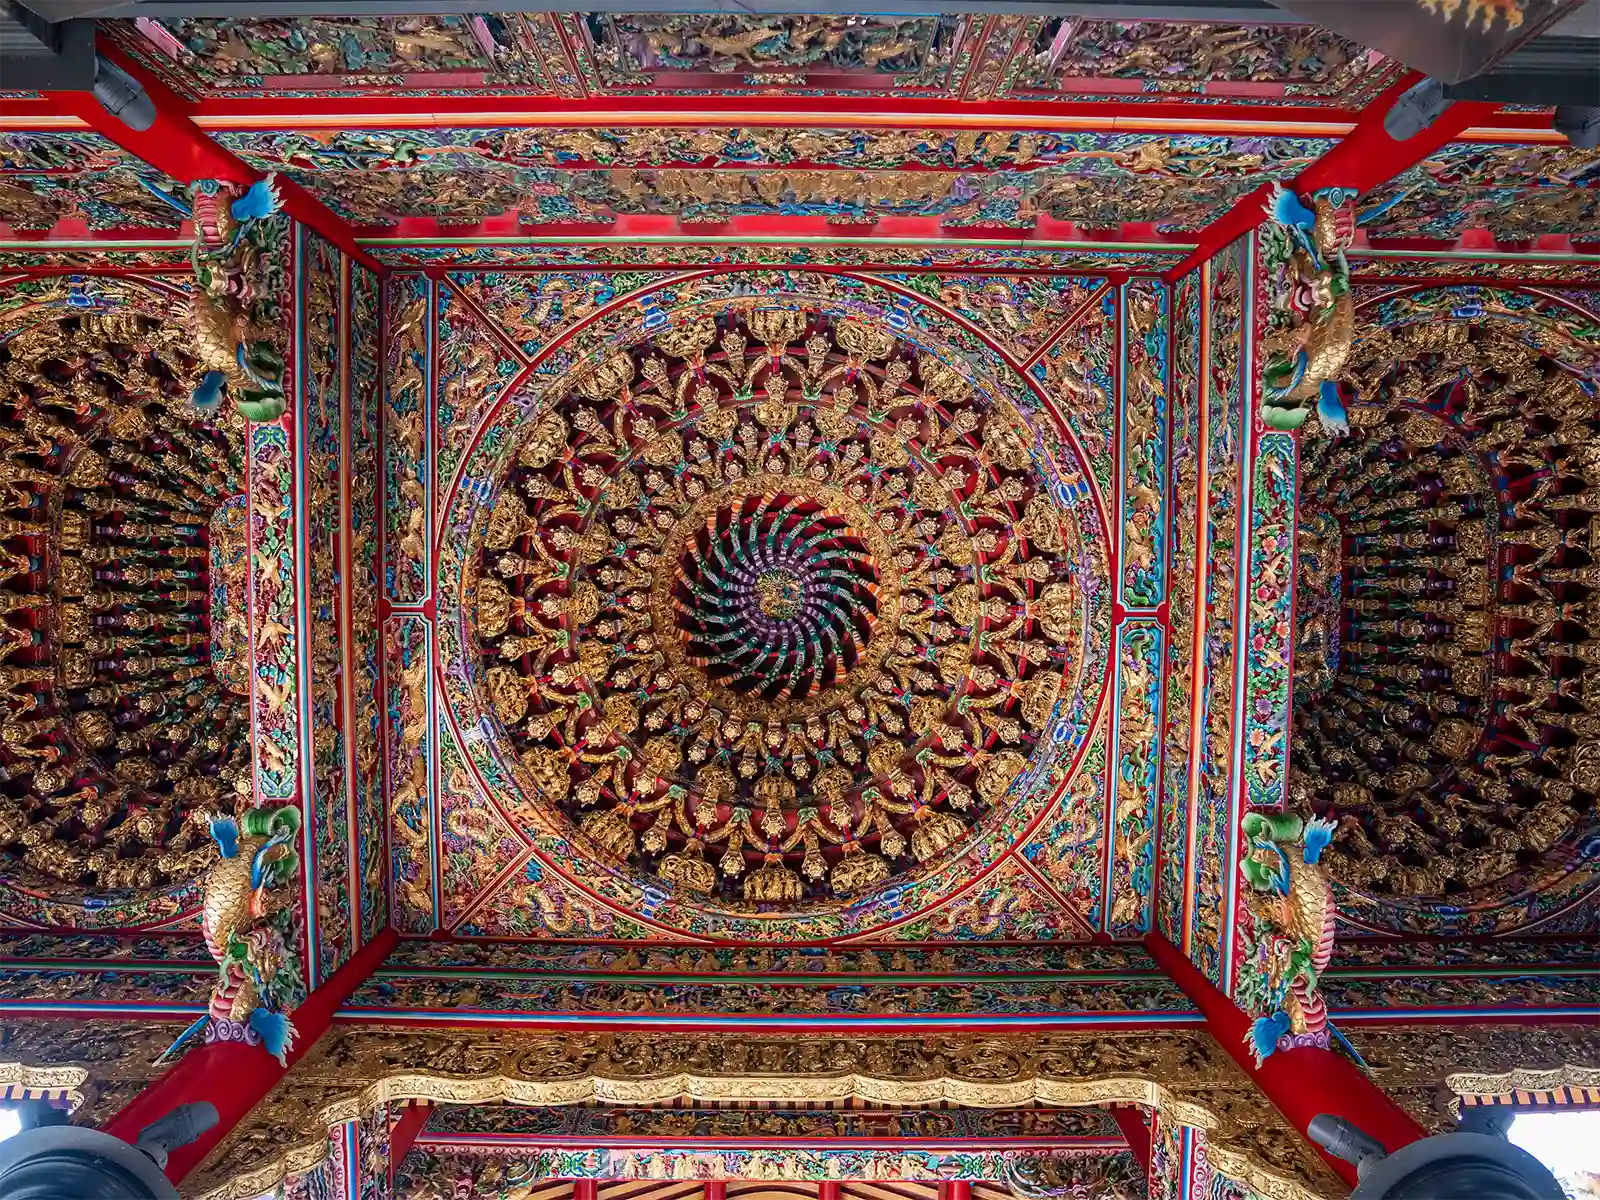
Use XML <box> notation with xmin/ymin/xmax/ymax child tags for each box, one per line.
<box><xmin>188</xmin><ymin>175</ymin><xmax>289</xmax><ymax>423</ymax></box>
<box><xmin>1259</xmin><ymin>184</ymin><xmax>1357</xmax><ymax>436</ymax></box>
<box><xmin>158</xmin><ymin>805</ymin><xmax>303</xmax><ymax>1066</ymax></box>
<box><xmin>1237</xmin><ymin>810</ymin><xmax>1361</xmax><ymax>1066</ymax></box>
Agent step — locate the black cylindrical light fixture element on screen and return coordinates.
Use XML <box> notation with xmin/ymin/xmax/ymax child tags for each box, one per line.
<box><xmin>1310</xmin><ymin>1114</ymin><xmax>1568</xmax><ymax>1200</ymax></box>
<box><xmin>1350</xmin><ymin>1131</ymin><xmax>1568</xmax><ymax>1200</ymax></box>
<box><xmin>0</xmin><ymin>1101</ymin><xmax>216</xmax><ymax>1200</ymax></box>
<box><xmin>90</xmin><ymin>52</ymin><xmax>155</xmax><ymax>132</ymax></box>
<box><xmin>0</xmin><ymin>1124</ymin><xmax>180</xmax><ymax>1199</ymax></box>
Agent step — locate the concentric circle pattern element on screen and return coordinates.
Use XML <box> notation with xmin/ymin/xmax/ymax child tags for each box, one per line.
<box><xmin>675</xmin><ymin>493</ymin><xmax>880</xmax><ymax>703</ymax></box>
<box><xmin>467</xmin><ymin>303</ymin><xmax>1088</xmax><ymax>910</ymax></box>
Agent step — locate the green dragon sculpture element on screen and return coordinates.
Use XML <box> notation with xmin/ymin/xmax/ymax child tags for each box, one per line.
<box><xmin>188</xmin><ymin>175</ymin><xmax>289</xmax><ymax>423</ymax></box>
<box><xmin>1259</xmin><ymin>185</ymin><xmax>1358</xmax><ymax>436</ymax></box>
<box><xmin>1236</xmin><ymin>810</ymin><xmax>1361</xmax><ymax>1067</ymax></box>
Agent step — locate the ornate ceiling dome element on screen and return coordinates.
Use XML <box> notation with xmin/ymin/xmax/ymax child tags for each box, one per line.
<box><xmin>0</xmin><ymin>295</ymin><xmax>250</xmax><ymax>917</ymax></box>
<box><xmin>1292</xmin><ymin>297</ymin><xmax>1600</xmax><ymax>931</ymax></box>
<box><xmin>454</xmin><ymin>292</ymin><xmax>1098</xmax><ymax>917</ymax></box>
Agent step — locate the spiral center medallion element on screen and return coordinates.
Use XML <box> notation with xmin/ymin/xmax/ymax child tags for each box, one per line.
<box><xmin>673</xmin><ymin>492</ymin><xmax>880</xmax><ymax>704</ymax></box>
<box><xmin>757</xmin><ymin>569</ymin><xmax>804</xmax><ymax>619</ymax></box>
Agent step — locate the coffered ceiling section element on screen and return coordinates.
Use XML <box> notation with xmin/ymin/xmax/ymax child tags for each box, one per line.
<box><xmin>104</xmin><ymin>13</ymin><xmax>1395</xmax><ymax>105</ymax></box>
<box><xmin>213</xmin><ymin>126</ymin><xmax>1335</xmax><ymax>233</ymax></box>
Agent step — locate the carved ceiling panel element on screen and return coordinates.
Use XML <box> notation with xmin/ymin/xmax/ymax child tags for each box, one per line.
<box><xmin>1357</xmin><ymin>141</ymin><xmax>1600</xmax><ymax>243</ymax></box>
<box><xmin>104</xmin><ymin>14</ymin><xmax>1391</xmax><ymax>106</ymax></box>
<box><xmin>400</xmin><ymin>267</ymin><xmax>1113</xmax><ymax>942</ymax></box>
<box><xmin>1011</xmin><ymin>18</ymin><xmax>1386</xmax><ymax>103</ymax></box>
<box><xmin>0</xmin><ymin>276</ymin><xmax>251</xmax><ymax>929</ymax></box>
<box><xmin>397</xmin><ymin>1168</ymin><xmax>1129</xmax><ymax>1200</ymax></box>
<box><xmin>212</xmin><ymin>126</ymin><xmax>1331</xmax><ymax>233</ymax></box>
<box><xmin>396</xmin><ymin>1102</ymin><xmax>1142</xmax><ymax>1199</ymax></box>
<box><xmin>1291</xmin><ymin>284</ymin><xmax>1600</xmax><ymax>937</ymax></box>
<box><xmin>341</xmin><ymin>940</ymin><xmax>1194</xmax><ymax>1022</ymax></box>
<box><xmin>0</xmin><ymin>132</ymin><xmax>186</xmax><ymax>234</ymax></box>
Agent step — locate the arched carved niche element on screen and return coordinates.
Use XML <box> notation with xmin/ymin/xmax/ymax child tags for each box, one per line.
<box><xmin>0</xmin><ymin>277</ymin><xmax>249</xmax><ymax>924</ymax></box>
<box><xmin>1291</xmin><ymin>286</ymin><xmax>1600</xmax><ymax>935</ymax></box>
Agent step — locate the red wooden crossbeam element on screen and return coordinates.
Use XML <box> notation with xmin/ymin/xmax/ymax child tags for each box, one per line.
<box><xmin>42</xmin><ymin>42</ymin><xmax>380</xmax><ymax>272</ymax></box>
<box><xmin>1163</xmin><ymin>72</ymin><xmax>1500</xmax><ymax>281</ymax></box>
<box><xmin>1111</xmin><ymin>1106</ymin><xmax>1152</xmax><ymax>1180</ymax></box>
<box><xmin>147</xmin><ymin>86</ymin><xmax>1553</xmax><ymax>134</ymax></box>
<box><xmin>388</xmin><ymin>1102</ymin><xmax>433</xmax><ymax>1190</ymax></box>
<box><xmin>101</xmin><ymin>929</ymin><xmax>398</xmax><ymax>1185</ymax></box>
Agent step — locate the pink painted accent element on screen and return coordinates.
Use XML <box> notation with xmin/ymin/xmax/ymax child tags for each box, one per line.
<box><xmin>134</xmin><ymin>17</ymin><xmax>187</xmax><ymax>60</ymax></box>
<box><xmin>469</xmin><ymin>17</ymin><xmax>498</xmax><ymax>58</ymax></box>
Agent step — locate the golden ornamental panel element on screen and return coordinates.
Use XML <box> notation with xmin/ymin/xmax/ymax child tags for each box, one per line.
<box><xmin>187</xmin><ymin>1028</ymin><xmax>1340</xmax><ymax>1200</ymax></box>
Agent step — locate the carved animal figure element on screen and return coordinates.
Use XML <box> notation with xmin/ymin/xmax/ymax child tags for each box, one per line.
<box><xmin>1260</xmin><ymin>185</ymin><xmax>1357</xmax><ymax>435</ymax></box>
<box><xmin>158</xmin><ymin>805</ymin><xmax>302</xmax><ymax>1066</ymax></box>
<box><xmin>188</xmin><ymin>177</ymin><xmax>289</xmax><ymax>422</ymax></box>
<box><xmin>1237</xmin><ymin>810</ymin><xmax>1360</xmax><ymax>1065</ymax></box>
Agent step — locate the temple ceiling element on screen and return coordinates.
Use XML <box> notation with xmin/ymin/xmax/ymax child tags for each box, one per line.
<box><xmin>97</xmin><ymin>15</ymin><xmax>1390</xmax><ymax>107</ymax></box>
<box><xmin>407</xmin><ymin>267</ymin><xmax>1115</xmax><ymax>942</ymax></box>
<box><xmin>0</xmin><ymin>20</ymin><xmax>1598</xmax><ymax>1194</ymax></box>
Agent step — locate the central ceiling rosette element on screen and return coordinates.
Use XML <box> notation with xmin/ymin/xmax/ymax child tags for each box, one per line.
<box><xmin>462</xmin><ymin>297</ymin><xmax>1092</xmax><ymax>913</ymax></box>
<box><xmin>672</xmin><ymin>490</ymin><xmax>883</xmax><ymax>704</ymax></box>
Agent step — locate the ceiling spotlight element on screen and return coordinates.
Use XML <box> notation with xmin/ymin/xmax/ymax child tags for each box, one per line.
<box><xmin>1554</xmin><ymin>106</ymin><xmax>1600</xmax><ymax>149</ymax></box>
<box><xmin>91</xmin><ymin>54</ymin><xmax>155</xmax><ymax>132</ymax></box>
<box><xmin>1383</xmin><ymin>77</ymin><xmax>1451</xmax><ymax>142</ymax></box>
<box><xmin>0</xmin><ymin>1101</ymin><xmax>215</xmax><ymax>1200</ymax></box>
<box><xmin>1310</xmin><ymin>1114</ymin><xmax>1567</xmax><ymax>1200</ymax></box>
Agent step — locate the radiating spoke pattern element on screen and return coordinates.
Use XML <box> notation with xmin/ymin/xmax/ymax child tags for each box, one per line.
<box><xmin>673</xmin><ymin>493</ymin><xmax>880</xmax><ymax>703</ymax></box>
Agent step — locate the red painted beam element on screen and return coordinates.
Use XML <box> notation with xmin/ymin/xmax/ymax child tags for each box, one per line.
<box><xmin>1111</xmin><ymin>1105</ymin><xmax>1152</xmax><ymax>1180</ymax></box>
<box><xmin>574</xmin><ymin>1180</ymin><xmax>599</xmax><ymax>1200</ymax></box>
<box><xmin>41</xmin><ymin>43</ymin><xmax>380</xmax><ymax>273</ymax></box>
<box><xmin>1163</xmin><ymin>72</ymin><xmax>1499</xmax><ymax>281</ymax></box>
<box><xmin>387</xmin><ymin>1102</ymin><xmax>432</xmax><ymax>1191</ymax></box>
<box><xmin>121</xmin><ymin>89</ymin><xmax>1550</xmax><ymax>136</ymax></box>
<box><xmin>102</xmin><ymin>928</ymin><xmax>398</xmax><ymax>1185</ymax></box>
<box><xmin>171</xmin><ymin>93</ymin><xmax>1366</xmax><ymax>128</ymax></box>
<box><xmin>819</xmin><ymin>1183</ymin><xmax>842</xmax><ymax>1200</ymax></box>
<box><xmin>704</xmin><ymin>1183</ymin><xmax>727</xmax><ymax>1200</ymax></box>
<box><xmin>1146</xmin><ymin>933</ymin><xmax>1424</xmax><ymax>1187</ymax></box>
